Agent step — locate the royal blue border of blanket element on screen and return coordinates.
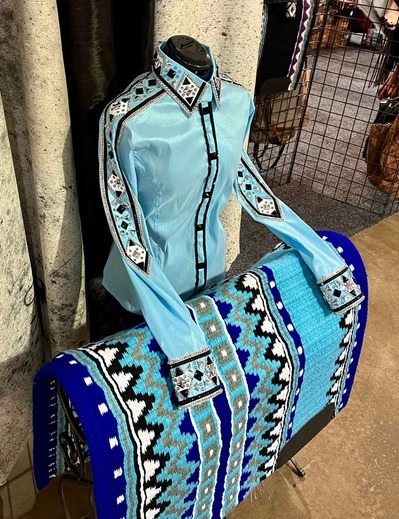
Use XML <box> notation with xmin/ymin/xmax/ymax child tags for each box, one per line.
<box><xmin>257</xmin><ymin>264</ymin><xmax>305</xmax><ymax>442</ymax></box>
<box><xmin>32</xmin><ymin>377</ymin><xmax>57</xmax><ymax>482</ymax></box>
<box><xmin>32</xmin><ymin>230</ymin><xmax>367</xmax><ymax>519</ymax></box>
<box><xmin>321</xmin><ymin>231</ymin><xmax>369</xmax><ymax>412</ymax></box>
<box><xmin>211</xmin><ymin>396</ymin><xmax>229</xmax><ymax>519</ymax></box>
<box><xmin>33</xmin><ymin>354</ymin><xmax>127</xmax><ymax>519</ymax></box>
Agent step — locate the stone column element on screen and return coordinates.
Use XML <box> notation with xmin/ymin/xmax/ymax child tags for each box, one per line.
<box><xmin>0</xmin><ymin>94</ymin><xmax>41</xmax><ymax>484</ymax></box>
<box><xmin>13</xmin><ymin>0</ymin><xmax>88</xmax><ymax>354</ymax></box>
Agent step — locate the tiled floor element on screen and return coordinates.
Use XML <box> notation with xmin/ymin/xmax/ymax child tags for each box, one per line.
<box><xmin>1</xmin><ymin>214</ymin><xmax>398</xmax><ymax>518</ymax></box>
<box><xmin>0</xmin><ymin>446</ymin><xmax>94</xmax><ymax>519</ymax></box>
<box><xmin>0</xmin><ymin>442</ymin><xmax>37</xmax><ymax>519</ymax></box>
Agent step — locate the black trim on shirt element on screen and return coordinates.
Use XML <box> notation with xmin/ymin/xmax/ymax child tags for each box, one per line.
<box><xmin>193</xmin><ymin>102</ymin><xmax>220</xmax><ymax>294</ymax></box>
<box><xmin>331</xmin><ymin>293</ymin><xmax>364</xmax><ymax>314</ymax></box>
<box><xmin>103</xmin><ymin>87</ymin><xmax>164</xmax><ymax>275</ymax></box>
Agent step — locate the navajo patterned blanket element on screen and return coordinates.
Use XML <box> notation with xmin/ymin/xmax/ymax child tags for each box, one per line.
<box><xmin>33</xmin><ymin>231</ymin><xmax>368</xmax><ymax>519</ymax></box>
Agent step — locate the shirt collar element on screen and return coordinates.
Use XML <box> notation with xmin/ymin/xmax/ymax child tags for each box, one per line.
<box><xmin>152</xmin><ymin>42</ymin><xmax>222</xmax><ymax>115</ymax></box>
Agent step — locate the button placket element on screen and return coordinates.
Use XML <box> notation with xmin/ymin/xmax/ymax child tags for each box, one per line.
<box><xmin>194</xmin><ymin>101</ymin><xmax>219</xmax><ymax>294</ymax></box>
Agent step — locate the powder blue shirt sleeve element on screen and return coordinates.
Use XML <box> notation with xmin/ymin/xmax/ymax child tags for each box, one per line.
<box><xmin>99</xmin><ymin>106</ymin><xmax>222</xmax><ymax>409</ymax></box>
<box><xmin>234</xmin><ymin>100</ymin><xmax>364</xmax><ymax>314</ymax></box>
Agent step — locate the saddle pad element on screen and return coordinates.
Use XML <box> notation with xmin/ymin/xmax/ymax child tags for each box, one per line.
<box><xmin>33</xmin><ymin>231</ymin><xmax>368</xmax><ymax>519</ymax></box>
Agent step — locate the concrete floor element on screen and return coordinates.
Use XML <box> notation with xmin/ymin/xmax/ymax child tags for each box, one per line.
<box><xmin>252</xmin><ymin>45</ymin><xmax>399</xmax><ymax>216</ymax></box>
<box><xmin>1</xmin><ymin>214</ymin><xmax>398</xmax><ymax>518</ymax></box>
<box><xmin>230</xmin><ymin>213</ymin><xmax>399</xmax><ymax>519</ymax></box>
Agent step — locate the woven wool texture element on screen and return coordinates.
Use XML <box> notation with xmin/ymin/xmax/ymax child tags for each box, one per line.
<box><xmin>33</xmin><ymin>231</ymin><xmax>368</xmax><ymax>519</ymax></box>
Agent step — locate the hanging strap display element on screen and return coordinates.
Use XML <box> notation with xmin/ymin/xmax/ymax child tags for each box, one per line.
<box><xmin>250</xmin><ymin>68</ymin><xmax>310</xmax><ymax>170</ymax></box>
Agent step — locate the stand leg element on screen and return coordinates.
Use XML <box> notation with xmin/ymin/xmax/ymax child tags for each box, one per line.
<box><xmin>289</xmin><ymin>456</ymin><xmax>306</xmax><ymax>477</ymax></box>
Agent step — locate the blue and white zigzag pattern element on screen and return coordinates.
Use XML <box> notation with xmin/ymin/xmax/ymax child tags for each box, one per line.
<box><xmin>33</xmin><ymin>232</ymin><xmax>367</xmax><ymax>519</ymax></box>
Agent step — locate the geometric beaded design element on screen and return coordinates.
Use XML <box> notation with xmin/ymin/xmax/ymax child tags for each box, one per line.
<box><xmin>152</xmin><ymin>46</ymin><xmax>206</xmax><ymax>114</ymax></box>
<box><xmin>236</xmin><ymin>156</ymin><xmax>283</xmax><ymax>219</ymax></box>
<box><xmin>176</xmin><ymin>74</ymin><xmax>201</xmax><ymax>108</ymax></box>
<box><xmin>286</xmin><ymin>1</ymin><xmax>297</xmax><ymax>18</ymax></box>
<box><xmin>288</xmin><ymin>0</ymin><xmax>314</xmax><ymax>89</ymax></box>
<box><xmin>169</xmin><ymin>349</ymin><xmax>222</xmax><ymax>409</ymax></box>
<box><xmin>318</xmin><ymin>266</ymin><xmax>364</xmax><ymax>313</ymax></box>
<box><xmin>152</xmin><ymin>45</ymin><xmax>223</xmax><ymax>114</ymax></box>
<box><xmin>99</xmin><ymin>72</ymin><xmax>165</xmax><ymax>275</ymax></box>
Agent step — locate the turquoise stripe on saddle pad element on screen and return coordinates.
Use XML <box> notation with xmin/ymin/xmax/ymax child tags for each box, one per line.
<box><xmin>33</xmin><ymin>231</ymin><xmax>367</xmax><ymax>519</ymax></box>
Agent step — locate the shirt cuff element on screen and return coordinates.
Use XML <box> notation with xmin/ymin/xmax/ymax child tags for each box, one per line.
<box><xmin>169</xmin><ymin>348</ymin><xmax>222</xmax><ymax>409</ymax></box>
<box><xmin>318</xmin><ymin>266</ymin><xmax>365</xmax><ymax>314</ymax></box>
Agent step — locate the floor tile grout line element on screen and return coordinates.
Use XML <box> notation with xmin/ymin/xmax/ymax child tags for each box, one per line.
<box><xmin>27</xmin><ymin>441</ymin><xmax>32</xmax><ymax>470</ymax></box>
<box><xmin>7</xmin><ymin>468</ymin><xmax>34</xmax><ymax>486</ymax></box>
<box><xmin>27</xmin><ymin>441</ymin><xmax>38</xmax><ymax>497</ymax></box>
<box><xmin>6</xmin><ymin>482</ymin><xmax>13</xmax><ymax>519</ymax></box>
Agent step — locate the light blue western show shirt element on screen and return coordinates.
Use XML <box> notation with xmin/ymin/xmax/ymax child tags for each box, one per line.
<box><xmin>99</xmin><ymin>42</ymin><xmax>363</xmax><ymax>409</ymax></box>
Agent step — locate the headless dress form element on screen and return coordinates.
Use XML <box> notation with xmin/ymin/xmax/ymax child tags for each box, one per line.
<box><xmin>164</xmin><ymin>35</ymin><xmax>211</xmax><ymax>77</ymax></box>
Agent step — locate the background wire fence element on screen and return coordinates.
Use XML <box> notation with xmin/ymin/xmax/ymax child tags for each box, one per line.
<box><xmin>250</xmin><ymin>0</ymin><xmax>399</xmax><ymax>216</ymax></box>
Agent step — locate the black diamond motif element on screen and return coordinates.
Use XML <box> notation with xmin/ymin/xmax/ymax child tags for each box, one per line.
<box><xmin>245</xmin><ymin>184</ymin><xmax>252</xmax><ymax>190</ymax></box>
<box><xmin>175</xmin><ymin>367</ymin><xmax>183</xmax><ymax>376</ymax></box>
<box><xmin>121</xmin><ymin>221</ymin><xmax>128</xmax><ymax>230</ymax></box>
<box><xmin>238</xmin><ymin>170</ymin><xmax>243</xmax><ymax>178</ymax></box>
<box><xmin>333</xmin><ymin>289</ymin><xmax>342</xmax><ymax>297</ymax></box>
<box><xmin>135</xmin><ymin>87</ymin><xmax>144</xmax><ymax>95</ymax></box>
<box><xmin>116</xmin><ymin>205</ymin><xmax>125</xmax><ymax>214</ymax></box>
<box><xmin>148</xmin><ymin>79</ymin><xmax>157</xmax><ymax>86</ymax></box>
<box><xmin>194</xmin><ymin>370</ymin><xmax>204</xmax><ymax>381</ymax></box>
<box><xmin>167</xmin><ymin>69</ymin><xmax>176</xmax><ymax>79</ymax></box>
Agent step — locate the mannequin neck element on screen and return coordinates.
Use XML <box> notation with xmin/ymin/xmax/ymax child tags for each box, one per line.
<box><xmin>164</xmin><ymin>35</ymin><xmax>211</xmax><ymax>78</ymax></box>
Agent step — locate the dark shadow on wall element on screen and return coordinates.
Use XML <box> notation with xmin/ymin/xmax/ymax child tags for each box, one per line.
<box><xmin>56</xmin><ymin>0</ymin><xmax>155</xmax><ymax>339</ymax></box>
